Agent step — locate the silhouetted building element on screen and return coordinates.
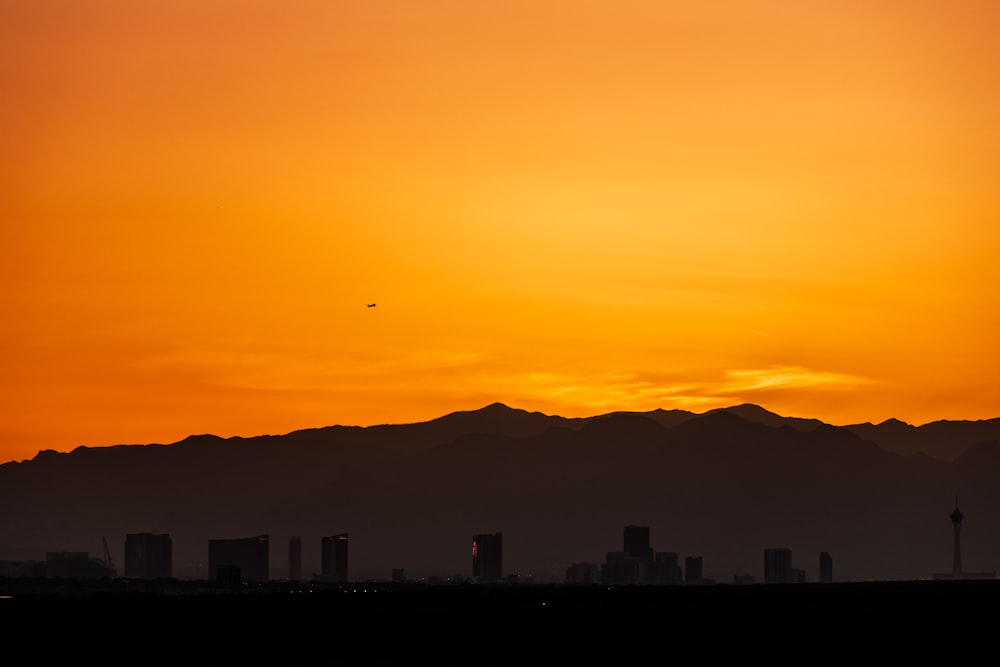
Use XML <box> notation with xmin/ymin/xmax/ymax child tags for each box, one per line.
<box><xmin>601</xmin><ymin>525</ymin><xmax>664</xmax><ymax>584</ymax></box>
<box><xmin>685</xmin><ymin>555</ymin><xmax>703</xmax><ymax>583</ymax></box>
<box><xmin>654</xmin><ymin>552</ymin><xmax>681</xmax><ymax>585</ymax></box>
<box><xmin>123</xmin><ymin>533</ymin><xmax>172</xmax><ymax>579</ymax></box>
<box><xmin>472</xmin><ymin>532</ymin><xmax>502</xmax><ymax>583</ymax></box>
<box><xmin>288</xmin><ymin>536</ymin><xmax>302</xmax><ymax>581</ymax></box>
<box><xmin>321</xmin><ymin>533</ymin><xmax>349</xmax><ymax>582</ymax></box>
<box><xmin>45</xmin><ymin>551</ymin><xmax>115</xmax><ymax>579</ymax></box>
<box><xmin>734</xmin><ymin>573</ymin><xmax>754</xmax><ymax>585</ymax></box>
<box><xmin>623</xmin><ymin>525</ymin><xmax>653</xmax><ymax>560</ymax></box>
<box><xmin>392</xmin><ymin>568</ymin><xmax>405</xmax><ymax>583</ymax></box>
<box><xmin>819</xmin><ymin>552</ymin><xmax>833</xmax><ymax>583</ymax></box>
<box><xmin>764</xmin><ymin>548</ymin><xmax>793</xmax><ymax>584</ymax></box>
<box><xmin>602</xmin><ymin>551</ymin><xmax>639</xmax><ymax>585</ymax></box>
<box><xmin>208</xmin><ymin>535</ymin><xmax>269</xmax><ymax>582</ymax></box>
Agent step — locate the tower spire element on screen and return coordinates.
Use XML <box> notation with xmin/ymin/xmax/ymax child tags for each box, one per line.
<box><xmin>949</xmin><ymin>495</ymin><xmax>964</xmax><ymax>578</ymax></box>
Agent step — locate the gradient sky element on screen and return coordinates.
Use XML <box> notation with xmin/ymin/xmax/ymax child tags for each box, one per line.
<box><xmin>3</xmin><ymin>1</ymin><xmax>999</xmax><ymax>464</ymax></box>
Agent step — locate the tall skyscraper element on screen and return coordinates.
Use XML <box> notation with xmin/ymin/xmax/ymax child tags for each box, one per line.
<box><xmin>471</xmin><ymin>532</ymin><xmax>503</xmax><ymax>583</ymax></box>
<box><xmin>321</xmin><ymin>533</ymin><xmax>349</xmax><ymax>582</ymax></box>
<box><xmin>288</xmin><ymin>536</ymin><xmax>302</xmax><ymax>582</ymax></box>
<box><xmin>207</xmin><ymin>534</ymin><xmax>269</xmax><ymax>582</ymax></box>
<box><xmin>124</xmin><ymin>533</ymin><xmax>172</xmax><ymax>579</ymax></box>
<box><xmin>684</xmin><ymin>555</ymin><xmax>703</xmax><ymax>583</ymax></box>
<box><xmin>764</xmin><ymin>547</ymin><xmax>792</xmax><ymax>584</ymax></box>
<box><xmin>623</xmin><ymin>525</ymin><xmax>652</xmax><ymax>560</ymax></box>
<box><xmin>819</xmin><ymin>552</ymin><xmax>833</xmax><ymax>583</ymax></box>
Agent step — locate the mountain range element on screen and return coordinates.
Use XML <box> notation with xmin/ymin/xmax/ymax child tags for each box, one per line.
<box><xmin>2</xmin><ymin>402</ymin><xmax>999</xmax><ymax>584</ymax></box>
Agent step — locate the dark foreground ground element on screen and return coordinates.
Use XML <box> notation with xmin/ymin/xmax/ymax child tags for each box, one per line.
<box><xmin>3</xmin><ymin>577</ymin><xmax>997</xmax><ymax>658</ymax></box>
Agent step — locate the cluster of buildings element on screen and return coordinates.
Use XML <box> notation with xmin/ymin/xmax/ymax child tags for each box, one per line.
<box><xmin>565</xmin><ymin>525</ymin><xmax>833</xmax><ymax>586</ymax></box>
<box><xmin>2</xmin><ymin>501</ymin><xmax>993</xmax><ymax>585</ymax></box>
<box><xmin>567</xmin><ymin>525</ymin><xmax>702</xmax><ymax>585</ymax></box>
<box><xmin>0</xmin><ymin>532</ymin><xmax>350</xmax><ymax>584</ymax></box>
<box><xmin>196</xmin><ymin>532</ymin><xmax>351</xmax><ymax>585</ymax></box>
<box><xmin>2</xmin><ymin>526</ymin><xmax>825</xmax><ymax>586</ymax></box>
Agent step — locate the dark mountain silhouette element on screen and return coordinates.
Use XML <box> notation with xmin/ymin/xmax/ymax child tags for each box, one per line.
<box><xmin>1</xmin><ymin>403</ymin><xmax>998</xmax><ymax>584</ymax></box>
<box><xmin>709</xmin><ymin>403</ymin><xmax>828</xmax><ymax>432</ymax></box>
<box><xmin>844</xmin><ymin>417</ymin><xmax>1000</xmax><ymax>462</ymax></box>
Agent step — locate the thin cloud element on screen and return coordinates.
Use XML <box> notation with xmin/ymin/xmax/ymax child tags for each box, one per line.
<box><xmin>487</xmin><ymin>366</ymin><xmax>876</xmax><ymax>417</ymax></box>
<box><xmin>721</xmin><ymin>366</ymin><xmax>873</xmax><ymax>392</ymax></box>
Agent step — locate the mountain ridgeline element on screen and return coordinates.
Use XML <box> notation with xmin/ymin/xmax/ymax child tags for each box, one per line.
<box><xmin>2</xmin><ymin>403</ymin><xmax>999</xmax><ymax>584</ymax></box>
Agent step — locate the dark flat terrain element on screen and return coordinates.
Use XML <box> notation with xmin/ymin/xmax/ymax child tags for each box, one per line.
<box><xmin>3</xmin><ymin>578</ymin><xmax>997</xmax><ymax>657</ymax></box>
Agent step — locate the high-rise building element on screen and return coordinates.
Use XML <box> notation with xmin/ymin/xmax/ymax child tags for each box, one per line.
<box><xmin>288</xmin><ymin>536</ymin><xmax>302</xmax><ymax>582</ymax></box>
<box><xmin>124</xmin><ymin>533</ymin><xmax>172</xmax><ymax>579</ymax></box>
<box><xmin>764</xmin><ymin>547</ymin><xmax>793</xmax><ymax>584</ymax></box>
<box><xmin>321</xmin><ymin>533</ymin><xmax>349</xmax><ymax>582</ymax></box>
<box><xmin>623</xmin><ymin>525</ymin><xmax>652</xmax><ymax>560</ymax></box>
<box><xmin>471</xmin><ymin>532</ymin><xmax>502</xmax><ymax>583</ymax></box>
<box><xmin>819</xmin><ymin>552</ymin><xmax>833</xmax><ymax>583</ymax></box>
<box><xmin>655</xmin><ymin>552</ymin><xmax>681</xmax><ymax>585</ymax></box>
<box><xmin>207</xmin><ymin>535</ymin><xmax>269</xmax><ymax>582</ymax></box>
<box><xmin>684</xmin><ymin>555</ymin><xmax>703</xmax><ymax>583</ymax></box>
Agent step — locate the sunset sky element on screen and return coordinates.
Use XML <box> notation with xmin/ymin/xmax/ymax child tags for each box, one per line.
<box><xmin>3</xmin><ymin>1</ymin><xmax>999</xmax><ymax>464</ymax></box>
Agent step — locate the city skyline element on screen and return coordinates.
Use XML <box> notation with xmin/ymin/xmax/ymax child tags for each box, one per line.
<box><xmin>3</xmin><ymin>3</ymin><xmax>998</xmax><ymax>651</ymax></box>
<box><xmin>9</xmin><ymin>499</ymin><xmax>993</xmax><ymax>586</ymax></box>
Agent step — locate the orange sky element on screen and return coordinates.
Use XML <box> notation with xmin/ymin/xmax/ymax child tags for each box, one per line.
<box><xmin>3</xmin><ymin>1</ymin><xmax>999</xmax><ymax>464</ymax></box>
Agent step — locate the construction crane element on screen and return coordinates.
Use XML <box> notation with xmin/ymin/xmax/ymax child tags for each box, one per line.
<box><xmin>102</xmin><ymin>536</ymin><xmax>115</xmax><ymax>570</ymax></box>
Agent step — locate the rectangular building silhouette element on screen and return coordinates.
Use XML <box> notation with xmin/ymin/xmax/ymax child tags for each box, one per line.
<box><xmin>124</xmin><ymin>533</ymin><xmax>172</xmax><ymax>579</ymax></box>
<box><xmin>321</xmin><ymin>533</ymin><xmax>349</xmax><ymax>582</ymax></box>
<box><xmin>655</xmin><ymin>552</ymin><xmax>681</xmax><ymax>585</ymax></box>
<box><xmin>819</xmin><ymin>551</ymin><xmax>833</xmax><ymax>583</ymax></box>
<box><xmin>472</xmin><ymin>532</ymin><xmax>503</xmax><ymax>583</ymax></box>
<box><xmin>623</xmin><ymin>525</ymin><xmax>652</xmax><ymax>560</ymax></box>
<box><xmin>764</xmin><ymin>547</ymin><xmax>793</xmax><ymax>584</ymax></box>
<box><xmin>685</xmin><ymin>555</ymin><xmax>703</xmax><ymax>583</ymax></box>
